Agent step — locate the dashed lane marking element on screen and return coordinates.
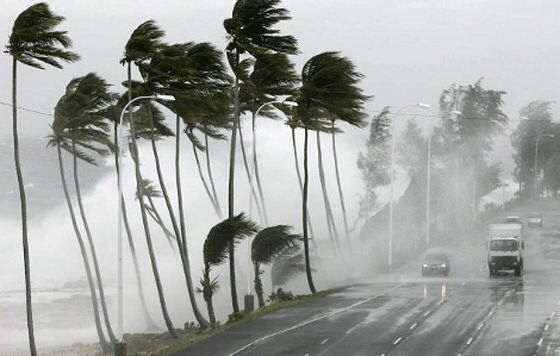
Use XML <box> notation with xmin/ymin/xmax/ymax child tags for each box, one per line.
<box><xmin>466</xmin><ymin>337</ymin><xmax>473</xmax><ymax>345</ymax></box>
<box><xmin>477</xmin><ymin>323</ymin><xmax>484</xmax><ymax>331</ymax></box>
<box><xmin>228</xmin><ymin>282</ymin><xmax>408</xmax><ymax>356</ymax></box>
<box><xmin>409</xmin><ymin>323</ymin><xmax>417</xmax><ymax>330</ymax></box>
<box><xmin>537</xmin><ymin>337</ymin><xmax>544</xmax><ymax>346</ymax></box>
<box><xmin>423</xmin><ymin>310</ymin><xmax>431</xmax><ymax>317</ymax></box>
<box><xmin>545</xmin><ymin>324</ymin><xmax>549</xmax><ymax>331</ymax></box>
<box><xmin>393</xmin><ymin>337</ymin><xmax>402</xmax><ymax>345</ymax></box>
<box><xmin>321</xmin><ymin>338</ymin><xmax>329</xmax><ymax>345</ymax></box>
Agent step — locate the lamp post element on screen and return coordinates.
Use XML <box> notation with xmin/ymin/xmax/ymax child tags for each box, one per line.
<box><xmin>245</xmin><ymin>100</ymin><xmax>297</xmax><ymax>298</ymax></box>
<box><xmin>116</xmin><ymin>94</ymin><xmax>174</xmax><ymax>342</ymax></box>
<box><xmin>534</xmin><ymin>134</ymin><xmax>554</xmax><ymax>198</ymax></box>
<box><xmin>388</xmin><ymin>103</ymin><xmax>430</xmax><ymax>267</ymax></box>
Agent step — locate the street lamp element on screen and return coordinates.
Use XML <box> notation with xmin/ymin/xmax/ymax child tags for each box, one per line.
<box><xmin>116</xmin><ymin>94</ymin><xmax>174</xmax><ymax>342</ymax></box>
<box><xmin>534</xmin><ymin>133</ymin><xmax>554</xmax><ymax>198</ymax></box>
<box><xmin>388</xmin><ymin>102</ymin><xmax>430</xmax><ymax>267</ymax></box>
<box><xmin>245</xmin><ymin>99</ymin><xmax>298</xmax><ymax>298</ymax></box>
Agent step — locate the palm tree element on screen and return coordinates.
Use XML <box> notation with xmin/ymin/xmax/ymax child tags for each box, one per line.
<box><xmin>200</xmin><ymin>213</ymin><xmax>257</xmax><ymax>326</ymax></box>
<box><xmin>121</xmin><ymin>20</ymin><xmax>177</xmax><ymax>336</ymax></box>
<box><xmin>49</xmin><ymin>74</ymin><xmax>117</xmax><ymax>352</ymax></box>
<box><xmin>224</xmin><ymin>0</ymin><xmax>298</xmax><ymax>314</ymax></box>
<box><xmin>251</xmin><ymin>225</ymin><xmax>300</xmax><ymax>308</ymax></box>
<box><xmin>142</xmin><ymin>41</ymin><xmax>231</xmax><ymax>328</ymax></box>
<box><xmin>293</xmin><ymin>52</ymin><xmax>369</xmax><ymax>293</ymax></box>
<box><xmin>5</xmin><ymin>3</ymin><xmax>79</xmax><ymax>354</ymax></box>
<box><xmin>62</xmin><ymin>74</ymin><xmax>119</xmax><ymax>344</ymax></box>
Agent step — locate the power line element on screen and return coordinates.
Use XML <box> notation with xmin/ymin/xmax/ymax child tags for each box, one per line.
<box><xmin>0</xmin><ymin>101</ymin><xmax>52</xmax><ymax>117</ymax></box>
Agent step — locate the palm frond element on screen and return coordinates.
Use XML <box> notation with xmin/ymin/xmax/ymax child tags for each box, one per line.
<box><xmin>252</xmin><ymin>225</ymin><xmax>301</xmax><ymax>265</ymax></box>
<box><xmin>7</xmin><ymin>2</ymin><xmax>80</xmax><ymax>69</ymax></box>
<box><xmin>121</xmin><ymin>20</ymin><xmax>165</xmax><ymax>65</ymax></box>
<box><xmin>204</xmin><ymin>213</ymin><xmax>257</xmax><ymax>267</ymax></box>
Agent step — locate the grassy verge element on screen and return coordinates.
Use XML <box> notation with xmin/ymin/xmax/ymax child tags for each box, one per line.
<box><xmin>123</xmin><ymin>286</ymin><xmax>347</xmax><ymax>355</ymax></box>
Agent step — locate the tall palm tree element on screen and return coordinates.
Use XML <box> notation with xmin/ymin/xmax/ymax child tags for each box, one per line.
<box><xmin>61</xmin><ymin>74</ymin><xmax>119</xmax><ymax>344</ymax></box>
<box><xmin>48</xmin><ymin>74</ymin><xmax>117</xmax><ymax>352</ymax></box>
<box><xmin>142</xmin><ymin>41</ymin><xmax>231</xmax><ymax>328</ymax></box>
<box><xmin>121</xmin><ymin>20</ymin><xmax>177</xmax><ymax>336</ymax></box>
<box><xmin>251</xmin><ymin>225</ymin><xmax>300</xmax><ymax>308</ymax></box>
<box><xmin>5</xmin><ymin>3</ymin><xmax>79</xmax><ymax>354</ymax></box>
<box><xmin>224</xmin><ymin>0</ymin><xmax>298</xmax><ymax>313</ymax></box>
<box><xmin>200</xmin><ymin>213</ymin><xmax>257</xmax><ymax>326</ymax></box>
<box><xmin>293</xmin><ymin>52</ymin><xmax>369</xmax><ymax>293</ymax></box>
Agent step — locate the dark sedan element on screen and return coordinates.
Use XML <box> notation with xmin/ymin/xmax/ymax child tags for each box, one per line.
<box><xmin>422</xmin><ymin>251</ymin><xmax>450</xmax><ymax>276</ymax></box>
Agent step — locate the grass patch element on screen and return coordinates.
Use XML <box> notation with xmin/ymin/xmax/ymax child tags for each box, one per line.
<box><xmin>122</xmin><ymin>286</ymin><xmax>346</xmax><ymax>355</ymax></box>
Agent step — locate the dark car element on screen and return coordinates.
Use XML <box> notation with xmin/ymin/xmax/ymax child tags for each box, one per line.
<box><xmin>528</xmin><ymin>212</ymin><xmax>543</xmax><ymax>228</ymax></box>
<box><xmin>422</xmin><ymin>251</ymin><xmax>450</xmax><ymax>276</ymax></box>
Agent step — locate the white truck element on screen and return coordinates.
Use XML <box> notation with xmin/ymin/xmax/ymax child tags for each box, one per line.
<box><xmin>487</xmin><ymin>223</ymin><xmax>524</xmax><ymax>277</ymax></box>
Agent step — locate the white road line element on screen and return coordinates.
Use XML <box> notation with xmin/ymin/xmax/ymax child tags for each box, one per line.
<box><xmin>304</xmin><ymin>353</ymin><xmax>309</xmax><ymax>356</ymax></box>
<box><xmin>409</xmin><ymin>323</ymin><xmax>417</xmax><ymax>330</ymax></box>
<box><xmin>438</xmin><ymin>299</ymin><xmax>445</xmax><ymax>306</ymax></box>
<box><xmin>228</xmin><ymin>282</ymin><xmax>408</xmax><ymax>356</ymax></box>
<box><xmin>466</xmin><ymin>337</ymin><xmax>473</xmax><ymax>345</ymax></box>
<box><xmin>545</xmin><ymin>324</ymin><xmax>549</xmax><ymax>331</ymax></box>
<box><xmin>393</xmin><ymin>337</ymin><xmax>402</xmax><ymax>345</ymax></box>
<box><xmin>537</xmin><ymin>337</ymin><xmax>543</xmax><ymax>346</ymax></box>
<box><xmin>423</xmin><ymin>310</ymin><xmax>431</xmax><ymax>317</ymax></box>
<box><xmin>477</xmin><ymin>323</ymin><xmax>484</xmax><ymax>331</ymax></box>
<box><xmin>487</xmin><ymin>310</ymin><xmax>494</xmax><ymax>318</ymax></box>
<box><xmin>321</xmin><ymin>338</ymin><xmax>329</xmax><ymax>345</ymax></box>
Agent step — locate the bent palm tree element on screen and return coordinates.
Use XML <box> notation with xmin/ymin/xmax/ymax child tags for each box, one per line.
<box><xmin>6</xmin><ymin>3</ymin><xmax>79</xmax><ymax>354</ymax></box>
<box><xmin>293</xmin><ymin>52</ymin><xmax>369</xmax><ymax>293</ymax></box>
<box><xmin>251</xmin><ymin>225</ymin><xmax>300</xmax><ymax>307</ymax></box>
<box><xmin>224</xmin><ymin>0</ymin><xmax>298</xmax><ymax>314</ymax></box>
<box><xmin>121</xmin><ymin>20</ymin><xmax>177</xmax><ymax>336</ymax></box>
<box><xmin>200</xmin><ymin>213</ymin><xmax>257</xmax><ymax>326</ymax></box>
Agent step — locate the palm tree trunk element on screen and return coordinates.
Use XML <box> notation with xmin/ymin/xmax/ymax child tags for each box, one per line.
<box><xmin>113</xmin><ymin>122</ymin><xmax>158</xmax><ymax>330</ymax></box>
<box><xmin>331</xmin><ymin>125</ymin><xmax>351</xmax><ymax>243</ymax></box>
<box><xmin>175</xmin><ymin>115</ymin><xmax>210</xmax><ymax>329</ymax></box>
<box><xmin>127</xmin><ymin>62</ymin><xmax>177</xmax><ymax>337</ymax></box>
<box><xmin>228</xmin><ymin>51</ymin><xmax>241</xmax><ymax>314</ymax></box>
<box><xmin>291</xmin><ymin>128</ymin><xmax>317</xmax><ymax>251</ymax></box>
<box><xmin>302</xmin><ymin>128</ymin><xmax>317</xmax><ymax>294</ymax></box>
<box><xmin>316</xmin><ymin>131</ymin><xmax>340</xmax><ymax>251</ymax></box>
<box><xmin>56</xmin><ymin>143</ymin><xmax>111</xmax><ymax>353</ymax></box>
<box><xmin>238</xmin><ymin>122</ymin><xmax>265</xmax><ymax>224</ymax></box>
<box><xmin>72</xmin><ymin>141</ymin><xmax>117</xmax><ymax>343</ymax></box>
<box><xmin>192</xmin><ymin>139</ymin><xmax>221</xmax><ymax>218</ymax></box>
<box><xmin>253</xmin><ymin>262</ymin><xmax>265</xmax><ymax>308</ymax></box>
<box><xmin>204</xmin><ymin>133</ymin><xmax>222</xmax><ymax>219</ymax></box>
<box><xmin>145</xmin><ymin>195</ymin><xmax>176</xmax><ymax>249</ymax></box>
<box><xmin>12</xmin><ymin>58</ymin><xmax>37</xmax><ymax>356</ymax></box>
<box><xmin>202</xmin><ymin>266</ymin><xmax>216</xmax><ymax>327</ymax></box>
<box><xmin>250</xmin><ymin>113</ymin><xmax>269</xmax><ymax>225</ymax></box>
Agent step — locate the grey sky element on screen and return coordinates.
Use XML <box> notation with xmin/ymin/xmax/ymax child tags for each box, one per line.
<box><xmin>2</xmin><ymin>0</ymin><xmax>559</xmax><ymax>138</ymax></box>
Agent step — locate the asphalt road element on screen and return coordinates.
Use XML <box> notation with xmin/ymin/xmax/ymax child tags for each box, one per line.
<box><xmin>176</xmin><ymin>199</ymin><xmax>560</xmax><ymax>356</ymax></box>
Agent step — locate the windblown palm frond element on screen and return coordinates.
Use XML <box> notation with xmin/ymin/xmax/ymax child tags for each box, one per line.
<box><xmin>297</xmin><ymin>51</ymin><xmax>369</xmax><ymax>129</ymax></box>
<box><xmin>224</xmin><ymin>0</ymin><xmax>298</xmax><ymax>55</ymax></box>
<box><xmin>121</xmin><ymin>20</ymin><xmax>164</xmax><ymax>65</ymax></box>
<box><xmin>6</xmin><ymin>2</ymin><xmax>80</xmax><ymax>69</ymax></box>
<box><xmin>204</xmin><ymin>213</ymin><xmax>257</xmax><ymax>267</ymax></box>
<box><xmin>252</xmin><ymin>225</ymin><xmax>301</xmax><ymax>265</ymax></box>
<box><xmin>52</xmin><ymin>73</ymin><xmax>116</xmax><ymax>165</ymax></box>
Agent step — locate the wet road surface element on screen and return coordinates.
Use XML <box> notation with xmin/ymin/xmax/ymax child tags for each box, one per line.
<box><xmin>177</xmin><ymin>199</ymin><xmax>560</xmax><ymax>356</ymax></box>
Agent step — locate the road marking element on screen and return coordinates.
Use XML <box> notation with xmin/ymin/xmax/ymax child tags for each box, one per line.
<box><xmin>321</xmin><ymin>338</ymin><xmax>329</xmax><ymax>345</ymax></box>
<box><xmin>466</xmin><ymin>337</ymin><xmax>473</xmax><ymax>345</ymax></box>
<box><xmin>477</xmin><ymin>323</ymin><xmax>484</xmax><ymax>331</ymax></box>
<box><xmin>409</xmin><ymin>323</ymin><xmax>417</xmax><ymax>330</ymax></box>
<box><xmin>393</xmin><ymin>337</ymin><xmax>402</xmax><ymax>345</ymax></box>
<box><xmin>228</xmin><ymin>282</ymin><xmax>408</xmax><ymax>356</ymax></box>
<box><xmin>438</xmin><ymin>299</ymin><xmax>445</xmax><ymax>306</ymax></box>
<box><xmin>423</xmin><ymin>310</ymin><xmax>431</xmax><ymax>317</ymax></box>
<box><xmin>545</xmin><ymin>324</ymin><xmax>549</xmax><ymax>331</ymax></box>
<box><xmin>487</xmin><ymin>310</ymin><xmax>494</xmax><ymax>318</ymax></box>
<box><xmin>304</xmin><ymin>353</ymin><xmax>309</xmax><ymax>356</ymax></box>
<box><xmin>537</xmin><ymin>337</ymin><xmax>543</xmax><ymax>346</ymax></box>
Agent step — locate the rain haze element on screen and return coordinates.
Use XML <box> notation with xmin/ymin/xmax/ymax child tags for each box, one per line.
<box><xmin>2</xmin><ymin>1</ymin><xmax>560</xmax><ymax>355</ymax></box>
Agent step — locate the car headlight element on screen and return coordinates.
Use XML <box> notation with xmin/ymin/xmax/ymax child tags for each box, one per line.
<box><xmin>440</xmin><ymin>264</ymin><xmax>446</xmax><ymax>268</ymax></box>
<box><xmin>423</xmin><ymin>264</ymin><xmax>428</xmax><ymax>268</ymax></box>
